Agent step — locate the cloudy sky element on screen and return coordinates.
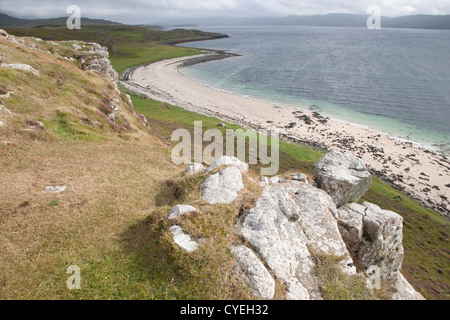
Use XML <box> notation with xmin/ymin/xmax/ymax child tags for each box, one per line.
<box><xmin>1</xmin><ymin>0</ymin><xmax>449</xmax><ymax>24</ymax></box>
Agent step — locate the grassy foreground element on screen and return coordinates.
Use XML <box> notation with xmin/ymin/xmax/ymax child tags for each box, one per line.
<box><xmin>0</xmin><ymin>24</ymin><xmax>448</xmax><ymax>300</ymax></box>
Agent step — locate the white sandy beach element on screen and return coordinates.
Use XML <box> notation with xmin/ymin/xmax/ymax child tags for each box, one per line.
<box><xmin>122</xmin><ymin>53</ymin><xmax>450</xmax><ymax>218</ymax></box>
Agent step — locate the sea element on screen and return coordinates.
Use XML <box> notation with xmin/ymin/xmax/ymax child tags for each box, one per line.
<box><xmin>177</xmin><ymin>26</ymin><xmax>450</xmax><ymax>154</ymax></box>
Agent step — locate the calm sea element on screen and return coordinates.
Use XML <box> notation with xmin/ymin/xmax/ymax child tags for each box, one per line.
<box><xmin>178</xmin><ymin>26</ymin><xmax>450</xmax><ymax>153</ymax></box>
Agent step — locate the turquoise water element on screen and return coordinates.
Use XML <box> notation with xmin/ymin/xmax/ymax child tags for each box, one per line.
<box><xmin>178</xmin><ymin>26</ymin><xmax>450</xmax><ymax>153</ymax></box>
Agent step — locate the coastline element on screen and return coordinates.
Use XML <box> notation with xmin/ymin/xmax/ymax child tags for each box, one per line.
<box><xmin>121</xmin><ymin>52</ymin><xmax>450</xmax><ymax>219</ymax></box>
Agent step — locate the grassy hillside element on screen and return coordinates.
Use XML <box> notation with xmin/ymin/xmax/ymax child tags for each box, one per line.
<box><xmin>2</xmin><ymin>25</ymin><xmax>226</xmax><ymax>75</ymax></box>
<box><xmin>0</xmin><ymin>25</ymin><xmax>448</xmax><ymax>300</ymax></box>
<box><xmin>0</xmin><ymin>34</ymin><xmax>257</xmax><ymax>300</ymax></box>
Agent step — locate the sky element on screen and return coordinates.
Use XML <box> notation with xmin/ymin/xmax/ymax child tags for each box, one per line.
<box><xmin>1</xmin><ymin>0</ymin><xmax>450</xmax><ymax>24</ymax></box>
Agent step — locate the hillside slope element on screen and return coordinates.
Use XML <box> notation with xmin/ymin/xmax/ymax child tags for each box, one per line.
<box><xmin>0</xmin><ymin>29</ymin><xmax>448</xmax><ymax>300</ymax></box>
<box><xmin>0</xmin><ymin>30</ymin><xmax>207</xmax><ymax>299</ymax></box>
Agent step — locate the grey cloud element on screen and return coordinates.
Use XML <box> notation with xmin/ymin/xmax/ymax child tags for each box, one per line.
<box><xmin>1</xmin><ymin>0</ymin><xmax>449</xmax><ymax>24</ymax></box>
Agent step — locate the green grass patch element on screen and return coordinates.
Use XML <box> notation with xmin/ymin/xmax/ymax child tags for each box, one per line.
<box><xmin>0</xmin><ymin>69</ymin><xmax>16</xmax><ymax>80</ymax></box>
<box><xmin>365</xmin><ymin>176</ymin><xmax>447</xmax><ymax>225</ymax></box>
<box><xmin>130</xmin><ymin>94</ymin><xmax>324</xmax><ymax>174</ymax></box>
<box><xmin>313</xmin><ymin>254</ymin><xmax>389</xmax><ymax>300</ymax></box>
<box><xmin>43</xmin><ymin>111</ymin><xmax>104</xmax><ymax>142</ymax></box>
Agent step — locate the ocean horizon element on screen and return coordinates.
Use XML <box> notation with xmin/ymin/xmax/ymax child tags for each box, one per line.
<box><xmin>178</xmin><ymin>26</ymin><xmax>450</xmax><ymax>154</ymax></box>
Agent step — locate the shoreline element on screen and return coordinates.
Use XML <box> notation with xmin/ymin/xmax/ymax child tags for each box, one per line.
<box><xmin>178</xmin><ymin>65</ymin><xmax>445</xmax><ymax>155</ymax></box>
<box><xmin>121</xmin><ymin>52</ymin><xmax>450</xmax><ymax>219</ymax></box>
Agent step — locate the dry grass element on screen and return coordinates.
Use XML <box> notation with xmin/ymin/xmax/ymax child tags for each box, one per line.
<box><xmin>0</xmin><ymin>37</ymin><xmax>191</xmax><ymax>299</ymax></box>
<box><xmin>143</xmin><ymin>168</ymin><xmax>268</xmax><ymax>300</ymax></box>
<box><xmin>0</xmin><ymin>135</ymin><xmax>180</xmax><ymax>299</ymax></box>
<box><xmin>0</xmin><ymin>37</ymin><xmax>273</xmax><ymax>299</ymax></box>
<box><xmin>312</xmin><ymin>253</ymin><xmax>390</xmax><ymax>300</ymax></box>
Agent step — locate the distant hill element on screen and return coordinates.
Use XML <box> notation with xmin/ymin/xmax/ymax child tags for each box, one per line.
<box><xmin>0</xmin><ymin>12</ymin><xmax>122</xmax><ymax>28</ymax></box>
<box><xmin>156</xmin><ymin>13</ymin><xmax>450</xmax><ymax>30</ymax></box>
<box><xmin>275</xmin><ymin>13</ymin><xmax>450</xmax><ymax>29</ymax></box>
<box><xmin>2</xmin><ymin>11</ymin><xmax>450</xmax><ymax>30</ymax></box>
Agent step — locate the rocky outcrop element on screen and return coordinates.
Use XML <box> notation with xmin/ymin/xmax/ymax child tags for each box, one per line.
<box><xmin>163</xmin><ymin>151</ymin><xmax>424</xmax><ymax>300</ymax></box>
<box><xmin>201</xmin><ymin>166</ymin><xmax>244</xmax><ymax>204</ymax></box>
<box><xmin>168</xmin><ymin>204</ymin><xmax>196</xmax><ymax>220</ymax></box>
<box><xmin>391</xmin><ymin>273</ymin><xmax>426</xmax><ymax>300</ymax></box>
<box><xmin>82</xmin><ymin>55</ymin><xmax>118</xmax><ymax>82</ymax></box>
<box><xmin>337</xmin><ymin>202</ymin><xmax>425</xmax><ymax>299</ymax></box>
<box><xmin>238</xmin><ymin>180</ymin><xmax>355</xmax><ymax>300</ymax></box>
<box><xmin>337</xmin><ymin>202</ymin><xmax>404</xmax><ymax>280</ymax></box>
<box><xmin>230</xmin><ymin>245</ymin><xmax>275</xmax><ymax>299</ymax></box>
<box><xmin>314</xmin><ymin>152</ymin><xmax>372</xmax><ymax>207</ymax></box>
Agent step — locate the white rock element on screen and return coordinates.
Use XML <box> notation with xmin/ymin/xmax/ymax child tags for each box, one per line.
<box><xmin>1</xmin><ymin>63</ymin><xmax>39</xmax><ymax>76</ymax></box>
<box><xmin>185</xmin><ymin>162</ymin><xmax>205</xmax><ymax>175</ymax></box>
<box><xmin>338</xmin><ymin>202</ymin><xmax>404</xmax><ymax>280</ymax></box>
<box><xmin>337</xmin><ymin>201</ymin><xmax>423</xmax><ymax>299</ymax></box>
<box><xmin>168</xmin><ymin>204</ymin><xmax>196</xmax><ymax>220</ymax></box>
<box><xmin>44</xmin><ymin>186</ymin><xmax>68</xmax><ymax>194</ymax></box>
<box><xmin>169</xmin><ymin>225</ymin><xmax>198</xmax><ymax>253</ymax></box>
<box><xmin>230</xmin><ymin>245</ymin><xmax>275</xmax><ymax>299</ymax></box>
<box><xmin>205</xmin><ymin>156</ymin><xmax>248</xmax><ymax>174</ymax></box>
<box><xmin>0</xmin><ymin>91</ymin><xmax>11</xmax><ymax>99</ymax></box>
<box><xmin>314</xmin><ymin>152</ymin><xmax>371</xmax><ymax>207</ymax></box>
<box><xmin>291</xmin><ymin>173</ymin><xmax>308</xmax><ymax>183</ymax></box>
<box><xmin>0</xmin><ymin>29</ymin><xmax>8</xmax><ymax>38</ymax></box>
<box><xmin>269</xmin><ymin>176</ymin><xmax>285</xmax><ymax>184</ymax></box>
<box><xmin>259</xmin><ymin>176</ymin><xmax>269</xmax><ymax>187</ymax></box>
<box><xmin>240</xmin><ymin>181</ymin><xmax>354</xmax><ymax>300</ymax></box>
<box><xmin>201</xmin><ymin>166</ymin><xmax>244</xmax><ymax>204</ymax></box>
<box><xmin>391</xmin><ymin>273</ymin><xmax>425</xmax><ymax>300</ymax></box>
<box><xmin>285</xmin><ymin>281</ymin><xmax>310</xmax><ymax>300</ymax></box>
<box><xmin>337</xmin><ymin>257</ymin><xmax>357</xmax><ymax>276</ymax></box>
<box><xmin>0</xmin><ymin>120</ymin><xmax>4</xmax><ymax>127</ymax></box>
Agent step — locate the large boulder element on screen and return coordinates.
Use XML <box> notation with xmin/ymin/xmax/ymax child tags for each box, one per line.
<box><xmin>290</xmin><ymin>173</ymin><xmax>308</xmax><ymax>183</ymax></box>
<box><xmin>206</xmin><ymin>156</ymin><xmax>248</xmax><ymax>174</ymax></box>
<box><xmin>201</xmin><ymin>166</ymin><xmax>244</xmax><ymax>204</ymax></box>
<box><xmin>314</xmin><ymin>152</ymin><xmax>371</xmax><ymax>207</ymax></box>
<box><xmin>337</xmin><ymin>202</ymin><xmax>403</xmax><ymax>280</ymax></box>
<box><xmin>337</xmin><ymin>202</ymin><xmax>424</xmax><ymax>300</ymax></box>
<box><xmin>239</xmin><ymin>180</ymin><xmax>355</xmax><ymax>300</ymax></box>
<box><xmin>230</xmin><ymin>245</ymin><xmax>275</xmax><ymax>299</ymax></box>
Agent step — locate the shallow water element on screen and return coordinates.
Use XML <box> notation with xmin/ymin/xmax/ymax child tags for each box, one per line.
<box><xmin>178</xmin><ymin>26</ymin><xmax>450</xmax><ymax>153</ymax></box>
